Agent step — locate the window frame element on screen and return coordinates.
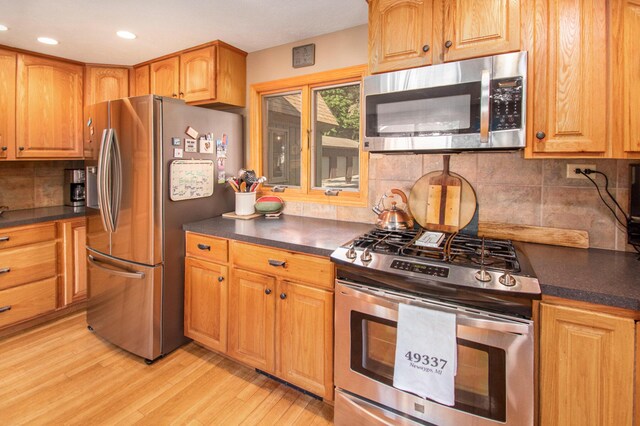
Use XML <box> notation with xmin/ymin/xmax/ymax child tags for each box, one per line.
<box><xmin>249</xmin><ymin>65</ymin><xmax>368</xmax><ymax>207</ymax></box>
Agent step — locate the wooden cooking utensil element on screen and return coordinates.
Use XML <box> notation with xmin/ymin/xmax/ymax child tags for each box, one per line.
<box><xmin>409</xmin><ymin>169</ymin><xmax>476</xmax><ymax>232</ymax></box>
<box><xmin>425</xmin><ymin>155</ymin><xmax>462</xmax><ymax>232</ymax></box>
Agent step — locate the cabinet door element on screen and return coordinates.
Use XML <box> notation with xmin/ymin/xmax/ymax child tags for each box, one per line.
<box><xmin>150</xmin><ymin>56</ymin><xmax>179</xmax><ymax>98</ymax></box>
<box><xmin>134</xmin><ymin>65</ymin><xmax>150</xmax><ymax>96</ymax></box>
<box><xmin>531</xmin><ymin>0</ymin><xmax>607</xmax><ymax>154</ymax></box>
<box><xmin>441</xmin><ymin>0</ymin><xmax>520</xmax><ymax>62</ymax></box>
<box><xmin>85</xmin><ymin>67</ymin><xmax>129</xmax><ymax>105</ymax></box>
<box><xmin>16</xmin><ymin>54</ymin><xmax>83</xmax><ymax>158</ymax></box>
<box><xmin>277</xmin><ymin>281</ymin><xmax>334</xmax><ymax>400</ymax></box>
<box><xmin>59</xmin><ymin>219</ymin><xmax>87</xmax><ymax>306</ymax></box>
<box><xmin>228</xmin><ymin>268</ymin><xmax>275</xmax><ymax>372</ymax></box>
<box><xmin>184</xmin><ymin>257</ymin><xmax>228</xmax><ymax>352</ymax></box>
<box><xmin>0</xmin><ymin>49</ymin><xmax>16</xmax><ymax>160</ymax></box>
<box><xmin>540</xmin><ymin>303</ymin><xmax>634</xmax><ymax>426</ymax></box>
<box><xmin>369</xmin><ymin>0</ymin><xmax>434</xmax><ymax>73</ymax></box>
<box><xmin>180</xmin><ymin>46</ymin><xmax>216</xmax><ymax>103</ymax></box>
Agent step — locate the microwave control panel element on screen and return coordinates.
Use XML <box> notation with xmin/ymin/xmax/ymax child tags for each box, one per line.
<box><xmin>490</xmin><ymin>77</ymin><xmax>523</xmax><ymax>131</ymax></box>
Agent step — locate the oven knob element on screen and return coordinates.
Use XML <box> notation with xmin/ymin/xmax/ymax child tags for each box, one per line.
<box><xmin>499</xmin><ymin>272</ymin><xmax>517</xmax><ymax>287</ymax></box>
<box><xmin>345</xmin><ymin>243</ymin><xmax>357</xmax><ymax>260</ymax></box>
<box><xmin>360</xmin><ymin>248</ymin><xmax>372</xmax><ymax>263</ymax></box>
<box><xmin>475</xmin><ymin>268</ymin><xmax>492</xmax><ymax>282</ymax></box>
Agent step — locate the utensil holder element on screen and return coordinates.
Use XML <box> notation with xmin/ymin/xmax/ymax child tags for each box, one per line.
<box><xmin>235</xmin><ymin>192</ymin><xmax>257</xmax><ymax>216</ymax></box>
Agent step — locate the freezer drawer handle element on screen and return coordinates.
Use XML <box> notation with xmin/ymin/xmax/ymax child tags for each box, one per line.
<box><xmin>88</xmin><ymin>255</ymin><xmax>146</xmax><ymax>280</ymax></box>
<box><xmin>0</xmin><ymin>236</ymin><xmax>9</xmax><ymax>242</ymax></box>
<box><xmin>0</xmin><ymin>305</ymin><xmax>11</xmax><ymax>313</ymax></box>
<box><xmin>268</xmin><ymin>259</ymin><xmax>286</xmax><ymax>268</ymax></box>
<box><xmin>197</xmin><ymin>243</ymin><xmax>211</xmax><ymax>251</ymax></box>
<box><xmin>0</xmin><ymin>267</ymin><xmax>10</xmax><ymax>274</ymax></box>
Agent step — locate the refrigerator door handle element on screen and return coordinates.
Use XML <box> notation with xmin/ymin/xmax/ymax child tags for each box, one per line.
<box><xmin>97</xmin><ymin>128</ymin><xmax>112</xmax><ymax>233</ymax></box>
<box><xmin>88</xmin><ymin>255</ymin><xmax>146</xmax><ymax>280</ymax></box>
<box><xmin>110</xmin><ymin>128</ymin><xmax>123</xmax><ymax>232</ymax></box>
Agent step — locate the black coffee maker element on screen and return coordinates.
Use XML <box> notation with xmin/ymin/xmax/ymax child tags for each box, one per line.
<box><xmin>64</xmin><ymin>169</ymin><xmax>86</xmax><ymax>207</ymax></box>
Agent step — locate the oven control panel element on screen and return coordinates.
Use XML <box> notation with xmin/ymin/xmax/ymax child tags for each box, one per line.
<box><xmin>390</xmin><ymin>260</ymin><xmax>450</xmax><ymax>278</ymax></box>
<box><xmin>490</xmin><ymin>77</ymin><xmax>523</xmax><ymax>131</ymax></box>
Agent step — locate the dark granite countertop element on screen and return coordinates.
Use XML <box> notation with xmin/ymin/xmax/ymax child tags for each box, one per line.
<box><xmin>0</xmin><ymin>206</ymin><xmax>86</xmax><ymax>229</ymax></box>
<box><xmin>521</xmin><ymin>243</ymin><xmax>640</xmax><ymax>311</ymax></box>
<box><xmin>183</xmin><ymin>215</ymin><xmax>373</xmax><ymax>257</ymax></box>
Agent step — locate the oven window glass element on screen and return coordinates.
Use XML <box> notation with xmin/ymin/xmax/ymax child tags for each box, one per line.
<box><xmin>351</xmin><ymin>312</ymin><xmax>506</xmax><ymax>422</ymax></box>
<box><xmin>365</xmin><ymin>82</ymin><xmax>481</xmax><ymax>137</ymax></box>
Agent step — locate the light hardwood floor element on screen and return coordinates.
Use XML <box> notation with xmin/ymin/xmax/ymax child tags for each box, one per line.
<box><xmin>0</xmin><ymin>312</ymin><xmax>334</xmax><ymax>425</ymax></box>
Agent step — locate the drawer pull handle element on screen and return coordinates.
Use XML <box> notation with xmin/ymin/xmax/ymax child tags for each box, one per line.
<box><xmin>268</xmin><ymin>259</ymin><xmax>286</xmax><ymax>268</ymax></box>
<box><xmin>0</xmin><ymin>267</ymin><xmax>10</xmax><ymax>274</ymax></box>
<box><xmin>0</xmin><ymin>305</ymin><xmax>11</xmax><ymax>313</ymax></box>
<box><xmin>197</xmin><ymin>243</ymin><xmax>211</xmax><ymax>251</ymax></box>
<box><xmin>0</xmin><ymin>236</ymin><xmax>9</xmax><ymax>242</ymax></box>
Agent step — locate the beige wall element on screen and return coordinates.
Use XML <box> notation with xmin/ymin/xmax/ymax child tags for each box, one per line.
<box><xmin>244</xmin><ymin>25</ymin><xmax>632</xmax><ymax>252</ymax></box>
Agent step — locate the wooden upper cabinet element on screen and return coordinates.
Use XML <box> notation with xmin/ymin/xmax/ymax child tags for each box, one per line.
<box><xmin>180</xmin><ymin>46</ymin><xmax>216</xmax><ymax>103</ymax></box>
<box><xmin>84</xmin><ymin>66</ymin><xmax>129</xmax><ymax>105</ymax></box>
<box><xmin>540</xmin><ymin>303</ymin><xmax>635</xmax><ymax>425</ymax></box>
<box><xmin>16</xmin><ymin>54</ymin><xmax>83</xmax><ymax>158</ymax></box>
<box><xmin>611</xmin><ymin>0</ymin><xmax>640</xmax><ymax>156</ymax></box>
<box><xmin>133</xmin><ymin>65</ymin><xmax>150</xmax><ymax>96</ymax></box>
<box><xmin>369</xmin><ymin>0</ymin><xmax>434</xmax><ymax>73</ymax></box>
<box><xmin>150</xmin><ymin>56</ymin><xmax>179</xmax><ymax>98</ymax></box>
<box><xmin>441</xmin><ymin>0</ymin><xmax>520</xmax><ymax>62</ymax></box>
<box><xmin>0</xmin><ymin>49</ymin><xmax>16</xmax><ymax>160</ymax></box>
<box><xmin>530</xmin><ymin>0</ymin><xmax>608</xmax><ymax>155</ymax></box>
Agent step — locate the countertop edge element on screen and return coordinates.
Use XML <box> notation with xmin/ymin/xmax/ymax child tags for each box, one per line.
<box><xmin>0</xmin><ymin>207</ymin><xmax>86</xmax><ymax>229</ymax></box>
<box><xmin>540</xmin><ymin>284</ymin><xmax>640</xmax><ymax>312</ymax></box>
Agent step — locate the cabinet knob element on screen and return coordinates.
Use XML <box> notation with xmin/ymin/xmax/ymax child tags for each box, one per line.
<box><xmin>422</xmin><ymin>44</ymin><xmax>430</xmax><ymax>53</ymax></box>
<box><xmin>280</xmin><ymin>293</ymin><xmax>287</xmax><ymax>300</ymax></box>
<box><xmin>1</xmin><ymin>146</ymin><xmax>6</xmax><ymax>151</ymax></box>
<box><xmin>217</xmin><ymin>276</ymin><xmax>224</xmax><ymax>282</ymax></box>
<box><xmin>445</xmin><ymin>40</ymin><xmax>453</xmax><ymax>48</ymax></box>
<box><xmin>18</xmin><ymin>146</ymin><xmax>24</xmax><ymax>151</ymax></box>
<box><xmin>536</xmin><ymin>131</ymin><xmax>546</xmax><ymax>140</ymax></box>
<box><xmin>179</xmin><ymin>92</ymin><xmax>184</xmax><ymax>97</ymax></box>
<box><xmin>265</xmin><ymin>288</ymin><xmax>272</xmax><ymax>295</ymax></box>
<box><xmin>172</xmin><ymin>93</ymin><xmax>178</xmax><ymax>98</ymax></box>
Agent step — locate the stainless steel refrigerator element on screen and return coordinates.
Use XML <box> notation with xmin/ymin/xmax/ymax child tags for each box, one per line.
<box><xmin>84</xmin><ymin>95</ymin><xmax>242</xmax><ymax>363</ymax></box>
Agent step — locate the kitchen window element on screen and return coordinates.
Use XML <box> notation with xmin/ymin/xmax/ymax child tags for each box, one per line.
<box><xmin>250</xmin><ymin>65</ymin><xmax>368</xmax><ymax>206</ymax></box>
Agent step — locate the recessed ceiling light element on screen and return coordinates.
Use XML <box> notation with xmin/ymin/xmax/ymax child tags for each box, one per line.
<box><xmin>0</xmin><ymin>25</ymin><xmax>8</xmax><ymax>32</ymax></box>
<box><xmin>37</xmin><ymin>37</ymin><xmax>59</xmax><ymax>45</ymax></box>
<box><xmin>116</xmin><ymin>31</ymin><xmax>136</xmax><ymax>40</ymax></box>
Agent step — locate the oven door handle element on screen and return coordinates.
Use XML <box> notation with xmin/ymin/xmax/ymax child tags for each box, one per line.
<box><xmin>456</xmin><ymin>315</ymin><xmax>530</xmax><ymax>335</ymax></box>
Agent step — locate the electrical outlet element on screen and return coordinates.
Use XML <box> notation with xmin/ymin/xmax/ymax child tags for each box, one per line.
<box><xmin>567</xmin><ymin>164</ymin><xmax>596</xmax><ymax>179</ymax></box>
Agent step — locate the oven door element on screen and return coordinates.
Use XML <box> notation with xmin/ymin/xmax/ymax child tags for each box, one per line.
<box><xmin>334</xmin><ymin>281</ymin><xmax>534</xmax><ymax>426</ymax></box>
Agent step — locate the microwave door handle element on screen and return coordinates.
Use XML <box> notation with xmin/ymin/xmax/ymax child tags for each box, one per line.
<box><xmin>97</xmin><ymin>129</ymin><xmax>111</xmax><ymax>233</ymax></box>
<box><xmin>480</xmin><ymin>69</ymin><xmax>491</xmax><ymax>144</ymax></box>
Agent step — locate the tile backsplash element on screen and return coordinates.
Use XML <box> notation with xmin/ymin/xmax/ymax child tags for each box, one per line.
<box><xmin>0</xmin><ymin>161</ymin><xmax>84</xmax><ymax>210</ymax></box>
<box><xmin>283</xmin><ymin>152</ymin><xmax>637</xmax><ymax>252</ymax></box>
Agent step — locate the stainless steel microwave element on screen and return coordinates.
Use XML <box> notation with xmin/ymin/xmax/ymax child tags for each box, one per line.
<box><xmin>363</xmin><ymin>51</ymin><xmax>527</xmax><ymax>153</ymax></box>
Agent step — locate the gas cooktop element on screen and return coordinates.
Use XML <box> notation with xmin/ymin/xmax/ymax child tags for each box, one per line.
<box><xmin>330</xmin><ymin>228</ymin><xmax>541</xmax><ymax>297</ymax></box>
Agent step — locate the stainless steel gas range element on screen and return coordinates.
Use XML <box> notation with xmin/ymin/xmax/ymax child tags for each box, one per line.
<box><xmin>330</xmin><ymin>229</ymin><xmax>541</xmax><ymax>426</ymax></box>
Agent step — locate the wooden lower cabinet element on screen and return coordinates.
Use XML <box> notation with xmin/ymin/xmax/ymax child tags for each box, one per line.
<box><xmin>59</xmin><ymin>219</ymin><xmax>87</xmax><ymax>307</ymax></box>
<box><xmin>184</xmin><ymin>257</ymin><xmax>228</xmax><ymax>353</ymax></box>
<box><xmin>228</xmin><ymin>268</ymin><xmax>275</xmax><ymax>372</ymax></box>
<box><xmin>540</xmin><ymin>303</ymin><xmax>635</xmax><ymax>426</ymax></box>
<box><xmin>277</xmin><ymin>280</ymin><xmax>333</xmax><ymax>400</ymax></box>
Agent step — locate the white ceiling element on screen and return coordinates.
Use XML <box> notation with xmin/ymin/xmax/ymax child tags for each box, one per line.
<box><xmin>0</xmin><ymin>0</ymin><xmax>368</xmax><ymax>65</ymax></box>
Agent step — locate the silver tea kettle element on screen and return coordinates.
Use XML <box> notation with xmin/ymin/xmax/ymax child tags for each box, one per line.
<box><xmin>373</xmin><ymin>188</ymin><xmax>414</xmax><ymax>230</ymax></box>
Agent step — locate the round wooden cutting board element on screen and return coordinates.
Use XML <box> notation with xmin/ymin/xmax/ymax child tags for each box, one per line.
<box><xmin>409</xmin><ymin>171</ymin><xmax>477</xmax><ymax>232</ymax></box>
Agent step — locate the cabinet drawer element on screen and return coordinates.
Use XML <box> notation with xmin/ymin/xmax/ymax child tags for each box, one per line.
<box><xmin>0</xmin><ymin>277</ymin><xmax>57</xmax><ymax>328</ymax></box>
<box><xmin>231</xmin><ymin>241</ymin><xmax>334</xmax><ymax>290</ymax></box>
<box><xmin>0</xmin><ymin>241</ymin><xmax>58</xmax><ymax>291</ymax></box>
<box><xmin>186</xmin><ymin>233</ymin><xmax>228</xmax><ymax>263</ymax></box>
<box><xmin>0</xmin><ymin>222</ymin><xmax>56</xmax><ymax>250</ymax></box>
